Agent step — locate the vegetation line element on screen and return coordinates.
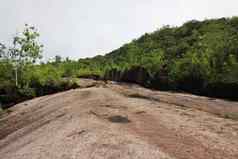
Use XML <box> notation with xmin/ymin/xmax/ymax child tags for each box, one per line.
<box><xmin>1</xmin><ymin>17</ymin><xmax>238</xmax><ymax>109</ymax></box>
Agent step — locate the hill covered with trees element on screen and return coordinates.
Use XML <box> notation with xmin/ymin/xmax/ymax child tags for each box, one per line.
<box><xmin>83</xmin><ymin>17</ymin><xmax>238</xmax><ymax>99</ymax></box>
<box><xmin>1</xmin><ymin>17</ymin><xmax>238</xmax><ymax>108</ymax></box>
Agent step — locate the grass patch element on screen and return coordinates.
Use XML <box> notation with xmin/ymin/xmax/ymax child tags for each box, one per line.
<box><xmin>128</xmin><ymin>93</ymin><xmax>152</xmax><ymax>100</ymax></box>
<box><xmin>224</xmin><ymin>113</ymin><xmax>238</xmax><ymax>120</ymax></box>
<box><xmin>0</xmin><ymin>107</ymin><xmax>11</xmax><ymax>118</ymax></box>
<box><xmin>0</xmin><ymin>102</ymin><xmax>13</xmax><ymax>118</ymax></box>
<box><xmin>127</xmin><ymin>92</ymin><xmax>160</xmax><ymax>103</ymax></box>
<box><xmin>0</xmin><ymin>107</ymin><xmax>3</xmax><ymax>116</ymax></box>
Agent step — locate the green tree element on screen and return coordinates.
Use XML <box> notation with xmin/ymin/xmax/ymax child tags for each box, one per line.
<box><xmin>54</xmin><ymin>55</ymin><xmax>62</xmax><ymax>64</ymax></box>
<box><xmin>4</xmin><ymin>24</ymin><xmax>43</xmax><ymax>86</ymax></box>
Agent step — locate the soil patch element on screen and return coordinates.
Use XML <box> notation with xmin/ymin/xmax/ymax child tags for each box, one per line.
<box><xmin>108</xmin><ymin>115</ymin><xmax>130</xmax><ymax>123</ymax></box>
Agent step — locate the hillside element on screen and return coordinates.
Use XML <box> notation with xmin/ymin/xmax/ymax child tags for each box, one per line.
<box><xmin>77</xmin><ymin>17</ymin><xmax>238</xmax><ymax>99</ymax></box>
<box><xmin>1</xmin><ymin>79</ymin><xmax>238</xmax><ymax>159</ymax></box>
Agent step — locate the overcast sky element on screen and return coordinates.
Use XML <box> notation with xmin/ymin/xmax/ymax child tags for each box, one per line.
<box><xmin>0</xmin><ymin>0</ymin><xmax>237</xmax><ymax>60</ymax></box>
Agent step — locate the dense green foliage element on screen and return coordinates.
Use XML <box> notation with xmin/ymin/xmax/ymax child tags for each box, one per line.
<box><xmin>1</xmin><ymin>17</ymin><xmax>238</xmax><ymax>108</ymax></box>
<box><xmin>79</xmin><ymin>17</ymin><xmax>238</xmax><ymax>99</ymax></box>
<box><xmin>0</xmin><ymin>25</ymin><xmax>79</xmax><ymax>108</ymax></box>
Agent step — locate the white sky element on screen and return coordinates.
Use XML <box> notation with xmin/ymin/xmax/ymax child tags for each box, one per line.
<box><xmin>0</xmin><ymin>0</ymin><xmax>237</xmax><ymax>60</ymax></box>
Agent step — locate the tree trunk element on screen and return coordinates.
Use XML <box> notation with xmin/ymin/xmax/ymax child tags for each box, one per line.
<box><xmin>15</xmin><ymin>67</ymin><xmax>18</xmax><ymax>87</ymax></box>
